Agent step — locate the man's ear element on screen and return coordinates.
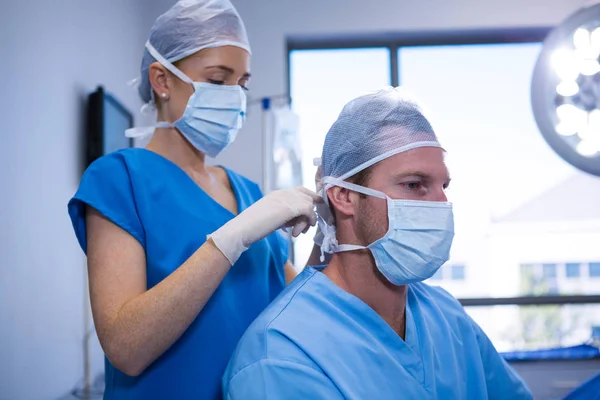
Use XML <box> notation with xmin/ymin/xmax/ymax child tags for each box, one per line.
<box><xmin>327</xmin><ymin>186</ymin><xmax>357</xmax><ymax>219</ymax></box>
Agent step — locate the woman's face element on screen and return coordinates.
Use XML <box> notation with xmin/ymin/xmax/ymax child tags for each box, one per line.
<box><xmin>149</xmin><ymin>45</ymin><xmax>251</xmax><ymax>123</ymax></box>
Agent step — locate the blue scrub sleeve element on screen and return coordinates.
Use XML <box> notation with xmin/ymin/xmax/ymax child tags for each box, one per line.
<box><xmin>68</xmin><ymin>153</ymin><xmax>145</xmax><ymax>253</ymax></box>
<box><xmin>469</xmin><ymin>318</ymin><xmax>534</xmax><ymax>400</ymax></box>
<box><xmin>225</xmin><ymin>359</ymin><xmax>343</xmax><ymax>400</ymax></box>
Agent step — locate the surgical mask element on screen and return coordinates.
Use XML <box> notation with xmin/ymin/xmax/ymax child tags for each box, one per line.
<box><xmin>126</xmin><ymin>41</ymin><xmax>247</xmax><ymax>158</ymax></box>
<box><xmin>320</xmin><ymin>176</ymin><xmax>455</xmax><ymax>286</ymax></box>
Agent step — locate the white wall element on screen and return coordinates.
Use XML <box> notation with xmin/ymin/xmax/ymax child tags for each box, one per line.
<box><xmin>210</xmin><ymin>0</ymin><xmax>589</xmax><ymax>187</ymax></box>
<box><xmin>0</xmin><ymin>1</ymin><xmax>151</xmax><ymax>399</ymax></box>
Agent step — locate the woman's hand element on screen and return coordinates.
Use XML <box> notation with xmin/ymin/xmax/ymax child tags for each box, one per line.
<box><xmin>210</xmin><ymin>187</ymin><xmax>322</xmax><ymax>265</ymax></box>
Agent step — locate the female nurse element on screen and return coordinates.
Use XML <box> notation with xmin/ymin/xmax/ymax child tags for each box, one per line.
<box><xmin>67</xmin><ymin>1</ymin><xmax>320</xmax><ymax>398</ymax></box>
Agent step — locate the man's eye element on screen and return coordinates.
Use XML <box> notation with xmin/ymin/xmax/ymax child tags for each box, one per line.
<box><xmin>208</xmin><ymin>79</ymin><xmax>225</xmax><ymax>85</ymax></box>
<box><xmin>402</xmin><ymin>182</ymin><xmax>422</xmax><ymax>190</ymax></box>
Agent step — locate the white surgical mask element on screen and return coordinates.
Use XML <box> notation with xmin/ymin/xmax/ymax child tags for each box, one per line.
<box><xmin>126</xmin><ymin>41</ymin><xmax>247</xmax><ymax>158</ymax></box>
<box><xmin>320</xmin><ymin>176</ymin><xmax>455</xmax><ymax>286</ymax></box>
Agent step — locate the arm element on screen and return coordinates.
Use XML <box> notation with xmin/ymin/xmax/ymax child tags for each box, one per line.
<box><xmin>87</xmin><ymin>187</ymin><xmax>320</xmax><ymax>377</ymax></box>
<box><xmin>470</xmin><ymin>318</ymin><xmax>533</xmax><ymax>400</ymax></box>
<box><xmin>225</xmin><ymin>359</ymin><xmax>343</xmax><ymax>400</ymax></box>
<box><xmin>87</xmin><ymin>207</ymin><xmax>231</xmax><ymax>377</ymax></box>
<box><xmin>284</xmin><ymin>261</ymin><xmax>298</xmax><ymax>284</ymax></box>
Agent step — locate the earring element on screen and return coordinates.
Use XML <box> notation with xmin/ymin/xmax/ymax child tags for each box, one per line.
<box><xmin>161</xmin><ymin>93</ymin><xmax>167</xmax><ymax>99</ymax></box>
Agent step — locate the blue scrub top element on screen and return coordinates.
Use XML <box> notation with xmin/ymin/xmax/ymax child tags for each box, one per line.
<box><xmin>223</xmin><ymin>267</ymin><xmax>533</xmax><ymax>400</ymax></box>
<box><xmin>68</xmin><ymin>148</ymin><xmax>289</xmax><ymax>400</ymax></box>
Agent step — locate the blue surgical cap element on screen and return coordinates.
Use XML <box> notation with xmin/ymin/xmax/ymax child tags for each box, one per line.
<box><xmin>321</xmin><ymin>87</ymin><xmax>441</xmax><ymax>181</ymax></box>
<box><xmin>138</xmin><ymin>0</ymin><xmax>251</xmax><ymax>104</ymax></box>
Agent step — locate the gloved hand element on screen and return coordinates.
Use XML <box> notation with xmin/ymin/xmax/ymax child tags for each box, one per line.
<box><xmin>313</xmin><ymin>159</ymin><xmax>336</xmax><ymax>248</ymax></box>
<box><xmin>313</xmin><ymin>163</ymin><xmax>325</xmax><ymax>247</ymax></box>
<box><xmin>315</xmin><ymin>162</ymin><xmax>323</xmax><ymax>193</ymax></box>
<box><xmin>209</xmin><ymin>186</ymin><xmax>322</xmax><ymax>265</ymax></box>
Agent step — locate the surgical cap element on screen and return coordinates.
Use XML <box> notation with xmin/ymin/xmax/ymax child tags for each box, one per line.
<box><xmin>138</xmin><ymin>0</ymin><xmax>251</xmax><ymax>104</ymax></box>
<box><xmin>321</xmin><ymin>87</ymin><xmax>441</xmax><ymax>182</ymax></box>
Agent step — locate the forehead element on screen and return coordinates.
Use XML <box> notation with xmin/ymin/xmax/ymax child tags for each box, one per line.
<box><xmin>370</xmin><ymin>147</ymin><xmax>449</xmax><ymax>179</ymax></box>
<box><xmin>177</xmin><ymin>46</ymin><xmax>251</xmax><ymax>74</ymax></box>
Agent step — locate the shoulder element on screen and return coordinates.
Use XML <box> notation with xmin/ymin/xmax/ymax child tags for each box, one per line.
<box><xmin>223</xmin><ymin>269</ymin><xmax>342</xmax><ymax>398</ymax></box>
<box><xmin>409</xmin><ymin>282</ymin><xmax>474</xmax><ymax>326</ymax></box>
<box><xmin>74</xmin><ymin>147</ymin><xmax>169</xmax><ymax>202</ymax></box>
<box><xmin>224</xmin><ymin>358</ymin><xmax>340</xmax><ymax>400</ymax></box>
<box><xmin>88</xmin><ymin>147</ymin><xmax>144</xmax><ymax>168</ymax></box>
<box><xmin>68</xmin><ymin>148</ymin><xmax>149</xmax><ymax>252</ymax></box>
<box><xmin>410</xmin><ymin>281</ymin><xmax>464</xmax><ymax>309</ymax></box>
<box><xmin>80</xmin><ymin>148</ymin><xmax>149</xmax><ymax>183</ymax></box>
<box><xmin>72</xmin><ymin>148</ymin><xmax>147</xmax><ymax>207</ymax></box>
<box><xmin>226</xmin><ymin>268</ymin><xmax>323</xmax><ymax>375</ymax></box>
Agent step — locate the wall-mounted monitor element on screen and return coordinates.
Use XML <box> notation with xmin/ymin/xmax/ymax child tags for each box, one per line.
<box><xmin>86</xmin><ymin>86</ymin><xmax>134</xmax><ymax>167</ymax></box>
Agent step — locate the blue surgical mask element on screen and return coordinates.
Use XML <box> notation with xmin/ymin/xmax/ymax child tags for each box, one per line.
<box><xmin>126</xmin><ymin>41</ymin><xmax>247</xmax><ymax>158</ymax></box>
<box><xmin>320</xmin><ymin>177</ymin><xmax>455</xmax><ymax>286</ymax></box>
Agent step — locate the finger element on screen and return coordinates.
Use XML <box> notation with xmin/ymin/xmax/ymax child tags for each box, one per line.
<box><xmin>282</xmin><ymin>219</ymin><xmax>295</xmax><ymax>228</ymax></box>
<box><xmin>292</xmin><ymin>219</ymin><xmax>309</xmax><ymax>237</ymax></box>
<box><xmin>296</xmin><ymin>199</ymin><xmax>318</xmax><ymax>226</ymax></box>
<box><xmin>294</xmin><ymin>216</ymin><xmax>310</xmax><ymax>234</ymax></box>
<box><xmin>295</xmin><ymin>186</ymin><xmax>323</xmax><ymax>202</ymax></box>
<box><xmin>307</xmin><ymin>209</ymin><xmax>317</xmax><ymax>227</ymax></box>
<box><xmin>302</xmin><ymin>220</ymin><xmax>313</xmax><ymax>234</ymax></box>
<box><xmin>294</xmin><ymin>187</ymin><xmax>325</xmax><ymax>205</ymax></box>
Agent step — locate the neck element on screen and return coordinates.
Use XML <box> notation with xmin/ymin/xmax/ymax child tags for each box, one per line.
<box><xmin>323</xmin><ymin>250</ymin><xmax>408</xmax><ymax>338</ymax></box>
<box><xmin>146</xmin><ymin>128</ymin><xmax>209</xmax><ymax>178</ymax></box>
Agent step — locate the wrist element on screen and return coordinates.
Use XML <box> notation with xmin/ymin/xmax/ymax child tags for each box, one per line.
<box><xmin>208</xmin><ymin>226</ymin><xmax>247</xmax><ymax>266</ymax></box>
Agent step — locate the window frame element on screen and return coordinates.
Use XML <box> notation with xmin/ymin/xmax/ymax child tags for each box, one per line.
<box><xmin>286</xmin><ymin>27</ymin><xmax>600</xmax><ymax>308</ymax></box>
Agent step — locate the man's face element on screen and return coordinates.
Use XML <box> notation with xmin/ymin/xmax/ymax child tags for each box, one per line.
<box><xmin>355</xmin><ymin>147</ymin><xmax>451</xmax><ymax>245</ymax></box>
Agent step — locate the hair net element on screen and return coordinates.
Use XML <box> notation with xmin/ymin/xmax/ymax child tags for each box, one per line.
<box><xmin>321</xmin><ymin>87</ymin><xmax>441</xmax><ymax>182</ymax></box>
<box><xmin>316</xmin><ymin>87</ymin><xmax>442</xmax><ymax>259</ymax></box>
<box><xmin>137</xmin><ymin>0</ymin><xmax>251</xmax><ymax>104</ymax></box>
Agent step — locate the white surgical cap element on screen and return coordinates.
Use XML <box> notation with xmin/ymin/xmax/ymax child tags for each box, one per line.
<box><xmin>321</xmin><ymin>87</ymin><xmax>441</xmax><ymax>182</ymax></box>
<box><xmin>138</xmin><ymin>0</ymin><xmax>251</xmax><ymax>104</ymax></box>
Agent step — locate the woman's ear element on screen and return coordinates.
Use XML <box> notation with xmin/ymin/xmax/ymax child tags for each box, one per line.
<box><xmin>148</xmin><ymin>62</ymin><xmax>170</xmax><ymax>101</ymax></box>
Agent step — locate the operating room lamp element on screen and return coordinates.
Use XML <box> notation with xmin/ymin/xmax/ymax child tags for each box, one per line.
<box><xmin>531</xmin><ymin>1</ymin><xmax>600</xmax><ymax>176</ymax></box>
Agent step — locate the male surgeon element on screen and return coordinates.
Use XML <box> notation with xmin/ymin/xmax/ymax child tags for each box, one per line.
<box><xmin>222</xmin><ymin>87</ymin><xmax>533</xmax><ymax>399</ymax></box>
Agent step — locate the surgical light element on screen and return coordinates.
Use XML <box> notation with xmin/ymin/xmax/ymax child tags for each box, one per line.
<box><xmin>531</xmin><ymin>2</ymin><xmax>600</xmax><ymax>176</ymax></box>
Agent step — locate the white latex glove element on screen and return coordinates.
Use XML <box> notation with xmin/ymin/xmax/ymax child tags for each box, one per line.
<box><xmin>313</xmin><ymin>163</ymin><xmax>325</xmax><ymax>247</ymax></box>
<box><xmin>209</xmin><ymin>187</ymin><xmax>321</xmax><ymax>265</ymax></box>
<box><xmin>315</xmin><ymin>162</ymin><xmax>323</xmax><ymax>193</ymax></box>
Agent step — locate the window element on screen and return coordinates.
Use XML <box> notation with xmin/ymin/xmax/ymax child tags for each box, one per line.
<box><xmin>451</xmin><ymin>265</ymin><xmax>466</xmax><ymax>281</ymax></box>
<box><xmin>565</xmin><ymin>263</ymin><xmax>581</xmax><ymax>278</ymax></box>
<box><xmin>427</xmin><ymin>264</ymin><xmax>466</xmax><ymax>282</ymax></box>
<box><xmin>466</xmin><ymin>304</ymin><xmax>600</xmax><ymax>352</ymax></box>
<box><xmin>288</xmin><ymin>29</ymin><xmax>600</xmax><ymax>353</ymax></box>
<box><xmin>520</xmin><ymin>264</ymin><xmax>535</xmax><ymax>276</ymax></box>
<box><xmin>289</xmin><ymin>47</ymin><xmax>391</xmax><ymax>268</ymax></box>
<box><xmin>542</xmin><ymin>264</ymin><xmax>557</xmax><ymax>279</ymax></box>
<box><xmin>430</xmin><ymin>268</ymin><xmax>444</xmax><ymax>281</ymax></box>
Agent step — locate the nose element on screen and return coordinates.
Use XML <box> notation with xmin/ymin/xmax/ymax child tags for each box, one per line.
<box><xmin>430</xmin><ymin>188</ymin><xmax>448</xmax><ymax>202</ymax></box>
